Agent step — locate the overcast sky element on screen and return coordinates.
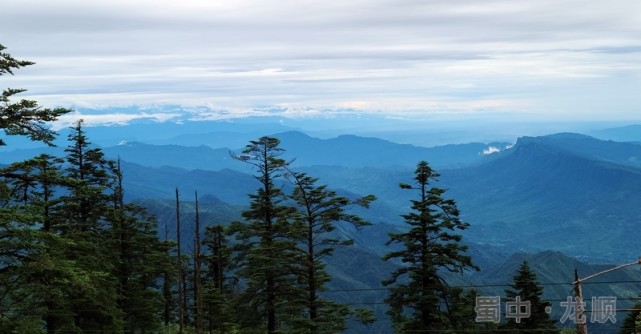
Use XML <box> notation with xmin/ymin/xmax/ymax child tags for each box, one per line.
<box><xmin>2</xmin><ymin>0</ymin><xmax>641</xmax><ymax>125</ymax></box>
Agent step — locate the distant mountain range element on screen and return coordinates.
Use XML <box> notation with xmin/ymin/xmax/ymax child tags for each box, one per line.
<box><xmin>4</xmin><ymin>119</ymin><xmax>641</xmax><ymax>332</ymax></box>
<box><xmin>4</xmin><ymin>129</ymin><xmax>639</xmax><ymax>262</ymax></box>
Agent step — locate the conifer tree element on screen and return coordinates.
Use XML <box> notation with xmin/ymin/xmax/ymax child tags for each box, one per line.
<box><xmin>0</xmin><ymin>44</ymin><xmax>69</xmax><ymax>330</ymax></box>
<box><xmin>382</xmin><ymin>161</ymin><xmax>477</xmax><ymax>332</ymax></box>
<box><xmin>621</xmin><ymin>298</ymin><xmax>641</xmax><ymax>334</ymax></box>
<box><xmin>203</xmin><ymin>224</ymin><xmax>236</xmax><ymax>332</ymax></box>
<box><xmin>110</xmin><ymin>159</ymin><xmax>173</xmax><ymax>332</ymax></box>
<box><xmin>0</xmin><ymin>161</ymin><xmax>52</xmax><ymax>332</ymax></box>
<box><xmin>1</xmin><ymin>124</ymin><xmax>121</xmax><ymax>332</ymax></box>
<box><xmin>503</xmin><ymin>260</ymin><xmax>558</xmax><ymax>333</ymax></box>
<box><xmin>228</xmin><ymin>136</ymin><xmax>304</xmax><ymax>333</ymax></box>
<box><xmin>1</xmin><ymin>43</ymin><xmax>69</xmax><ymax>146</ymax></box>
<box><xmin>287</xmin><ymin>170</ymin><xmax>376</xmax><ymax>333</ymax></box>
<box><xmin>56</xmin><ymin>120</ymin><xmax>123</xmax><ymax>332</ymax></box>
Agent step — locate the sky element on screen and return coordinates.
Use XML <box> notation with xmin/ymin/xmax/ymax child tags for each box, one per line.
<box><xmin>2</xmin><ymin>0</ymin><xmax>641</xmax><ymax>126</ymax></box>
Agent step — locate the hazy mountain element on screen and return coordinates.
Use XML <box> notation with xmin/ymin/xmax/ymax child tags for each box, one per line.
<box><xmin>275</xmin><ymin>133</ymin><xmax>641</xmax><ymax>262</ymax></box>
<box><xmin>120</xmin><ymin>161</ymin><xmax>257</xmax><ymax>204</ymax></box>
<box><xmin>113</xmin><ymin>131</ymin><xmax>509</xmax><ymax>170</ymax></box>
<box><xmin>271</xmin><ymin>131</ymin><xmax>510</xmax><ymax>169</ymax></box>
<box><xmin>514</xmin><ymin>132</ymin><xmax>641</xmax><ymax>168</ymax></box>
<box><xmin>443</xmin><ymin>135</ymin><xmax>641</xmax><ymax>261</ymax></box>
<box><xmin>104</xmin><ymin>142</ymin><xmax>243</xmax><ymax>171</ymax></box>
<box><xmin>589</xmin><ymin>124</ymin><xmax>641</xmax><ymax>143</ymax></box>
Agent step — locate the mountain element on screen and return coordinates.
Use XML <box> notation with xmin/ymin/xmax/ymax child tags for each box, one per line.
<box><xmin>105</xmin><ymin>131</ymin><xmax>509</xmax><ymax>171</ymax></box>
<box><xmin>120</xmin><ymin>161</ymin><xmax>257</xmax><ymax>204</ymax></box>
<box><xmin>515</xmin><ymin>132</ymin><xmax>641</xmax><ymax>168</ymax></box>
<box><xmin>66</xmin><ymin>117</ymin><xmax>301</xmax><ymax>148</ymax></box>
<box><xmin>589</xmin><ymin>124</ymin><xmax>641</xmax><ymax>143</ymax></box>
<box><xmin>104</xmin><ymin>142</ymin><xmax>244</xmax><ymax>171</ymax></box>
<box><xmin>272</xmin><ymin>131</ymin><xmax>510</xmax><ymax>169</ymax></box>
<box><xmin>284</xmin><ymin>133</ymin><xmax>641</xmax><ymax>262</ymax></box>
<box><xmin>442</xmin><ymin>134</ymin><xmax>641</xmax><ymax>261</ymax></box>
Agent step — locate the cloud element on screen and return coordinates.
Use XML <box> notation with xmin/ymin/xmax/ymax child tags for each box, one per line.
<box><xmin>52</xmin><ymin>110</ymin><xmax>182</xmax><ymax>130</ymax></box>
<box><xmin>2</xmin><ymin>0</ymin><xmax>641</xmax><ymax>122</ymax></box>
<box><xmin>483</xmin><ymin>146</ymin><xmax>502</xmax><ymax>155</ymax></box>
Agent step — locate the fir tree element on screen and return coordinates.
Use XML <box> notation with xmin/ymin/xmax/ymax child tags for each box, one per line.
<box><xmin>56</xmin><ymin>120</ymin><xmax>122</xmax><ymax>332</ymax></box>
<box><xmin>287</xmin><ymin>170</ymin><xmax>376</xmax><ymax>333</ymax></box>
<box><xmin>503</xmin><ymin>260</ymin><xmax>558</xmax><ymax>333</ymax></box>
<box><xmin>0</xmin><ymin>44</ymin><xmax>69</xmax><ymax>330</ymax></box>
<box><xmin>382</xmin><ymin>161</ymin><xmax>478</xmax><ymax>332</ymax></box>
<box><xmin>620</xmin><ymin>298</ymin><xmax>641</xmax><ymax>334</ymax></box>
<box><xmin>110</xmin><ymin>159</ymin><xmax>173</xmax><ymax>332</ymax></box>
<box><xmin>203</xmin><ymin>224</ymin><xmax>236</xmax><ymax>333</ymax></box>
<box><xmin>228</xmin><ymin>136</ymin><xmax>304</xmax><ymax>333</ymax></box>
<box><xmin>1</xmin><ymin>43</ymin><xmax>69</xmax><ymax>146</ymax></box>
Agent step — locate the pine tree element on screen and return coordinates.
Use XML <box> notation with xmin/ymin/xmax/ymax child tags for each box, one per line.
<box><xmin>110</xmin><ymin>159</ymin><xmax>173</xmax><ymax>332</ymax></box>
<box><xmin>287</xmin><ymin>170</ymin><xmax>376</xmax><ymax>333</ymax></box>
<box><xmin>0</xmin><ymin>43</ymin><xmax>69</xmax><ymax>330</ymax></box>
<box><xmin>503</xmin><ymin>260</ymin><xmax>558</xmax><ymax>333</ymax></box>
<box><xmin>620</xmin><ymin>297</ymin><xmax>641</xmax><ymax>334</ymax></box>
<box><xmin>50</xmin><ymin>120</ymin><xmax>123</xmax><ymax>332</ymax></box>
<box><xmin>382</xmin><ymin>161</ymin><xmax>477</xmax><ymax>332</ymax></box>
<box><xmin>0</xmin><ymin>160</ymin><xmax>52</xmax><ymax>332</ymax></box>
<box><xmin>1</xmin><ymin>43</ymin><xmax>69</xmax><ymax>146</ymax></box>
<box><xmin>228</xmin><ymin>136</ymin><xmax>304</xmax><ymax>333</ymax></box>
<box><xmin>446</xmin><ymin>288</ymin><xmax>500</xmax><ymax>333</ymax></box>
<box><xmin>203</xmin><ymin>224</ymin><xmax>236</xmax><ymax>333</ymax></box>
<box><xmin>0</xmin><ymin>136</ymin><xmax>120</xmax><ymax>333</ymax></box>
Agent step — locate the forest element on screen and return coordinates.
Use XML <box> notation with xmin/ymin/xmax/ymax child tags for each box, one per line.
<box><xmin>2</xmin><ymin>44</ymin><xmax>641</xmax><ymax>334</ymax></box>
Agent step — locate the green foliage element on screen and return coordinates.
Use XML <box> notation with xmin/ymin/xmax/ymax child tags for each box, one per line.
<box><xmin>620</xmin><ymin>298</ymin><xmax>641</xmax><ymax>334</ymax></box>
<box><xmin>287</xmin><ymin>170</ymin><xmax>376</xmax><ymax>333</ymax></box>
<box><xmin>228</xmin><ymin>137</ymin><xmax>305</xmax><ymax>333</ymax></box>
<box><xmin>382</xmin><ymin>161</ymin><xmax>478</xmax><ymax>332</ymax></box>
<box><xmin>445</xmin><ymin>288</ymin><xmax>500</xmax><ymax>333</ymax></box>
<box><xmin>0</xmin><ymin>43</ymin><xmax>69</xmax><ymax>146</ymax></box>
<box><xmin>202</xmin><ymin>224</ymin><xmax>237</xmax><ymax>332</ymax></box>
<box><xmin>502</xmin><ymin>260</ymin><xmax>558</xmax><ymax>333</ymax></box>
<box><xmin>0</xmin><ymin>116</ymin><xmax>174</xmax><ymax>333</ymax></box>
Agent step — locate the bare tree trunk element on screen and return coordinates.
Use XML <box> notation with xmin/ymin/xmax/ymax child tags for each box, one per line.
<box><xmin>194</xmin><ymin>191</ymin><xmax>203</xmax><ymax>333</ymax></box>
<box><xmin>176</xmin><ymin>188</ymin><xmax>184</xmax><ymax>333</ymax></box>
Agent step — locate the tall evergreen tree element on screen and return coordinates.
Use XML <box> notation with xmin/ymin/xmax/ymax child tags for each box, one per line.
<box><xmin>503</xmin><ymin>260</ymin><xmax>558</xmax><ymax>333</ymax></box>
<box><xmin>0</xmin><ymin>44</ymin><xmax>69</xmax><ymax>331</ymax></box>
<box><xmin>382</xmin><ymin>161</ymin><xmax>477</xmax><ymax>332</ymax></box>
<box><xmin>228</xmin><ymin>136</ymin><xmax>304</xmax><ymax>333</ymax></box>
<box><xmin>110</xmin><ymin>159</ymin><xmax>173</xmax><ymax>333</ymax></box>
<box><xmin>202</xmin><ymin>224</ymin><xmax>236</xmax><ymax>333</ymax></box>
<box><xmin>287</xmin><ymin>170</ymin><xmax>376</xmax><ymax>333</ymax></box>
<box><xmin>0</xmin><ymin>162</ymin><xmax>50</xmax><ymax>332</ymax></box>
<box><xmin>0</xmin><ymin>130</ymin><xmax>121</xmax><ymax>333</ymax></box>
<box><xmin>56</xmin><ymin>120</ymin><xmax>123</xmax><ymax>332</ymax></box>
<box><xmin>62</xmin><ymin>119</ymin><xmax>113</xmax><ymax>231</ymax></box>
